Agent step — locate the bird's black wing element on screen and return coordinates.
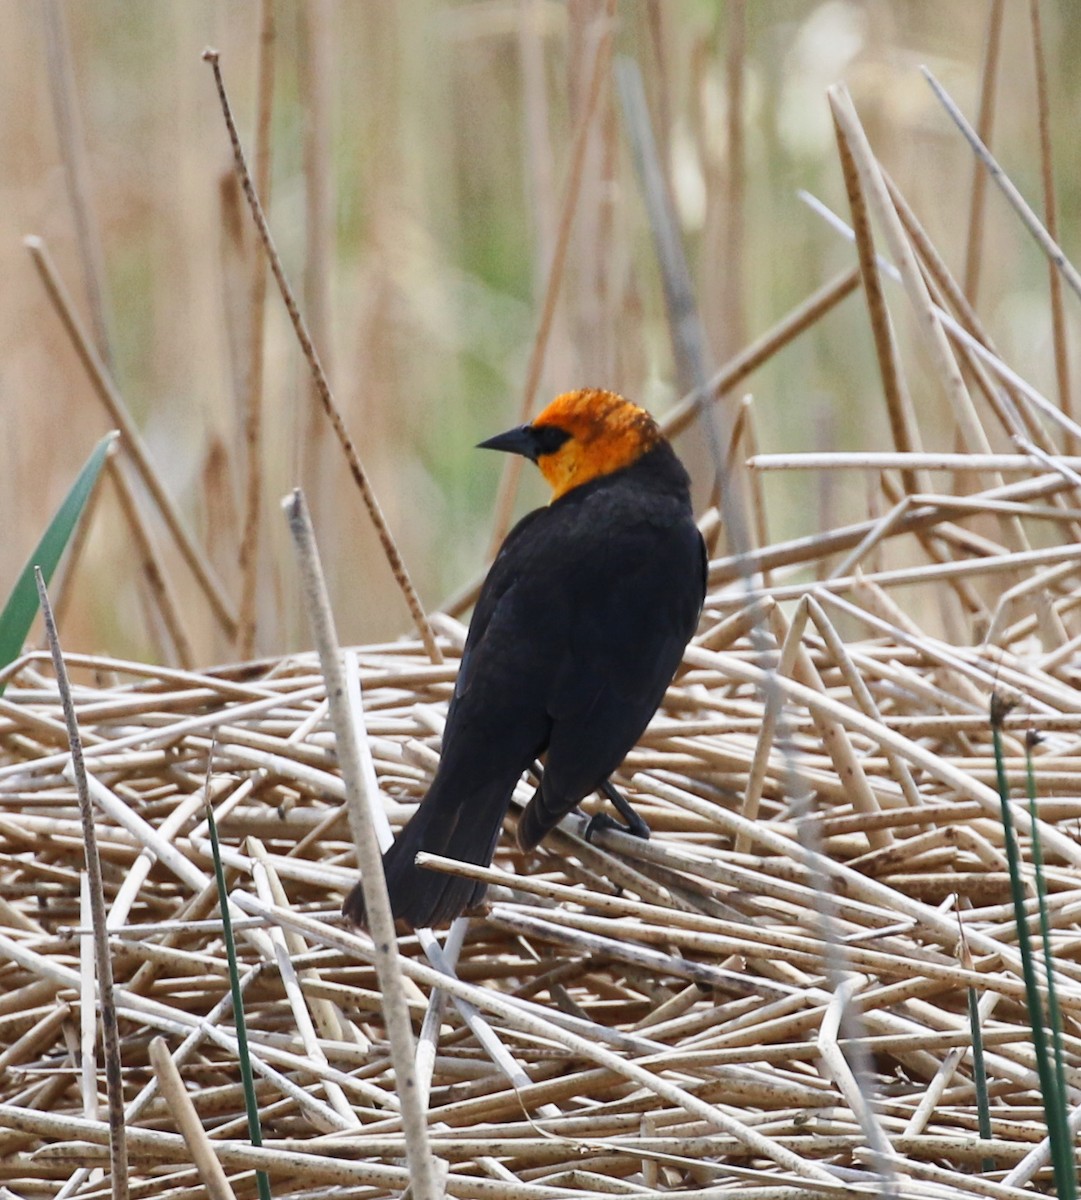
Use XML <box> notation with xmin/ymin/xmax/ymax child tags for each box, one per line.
<box><xmin>521</xmin><ymin>484</ymin><xmax>705</xmax><ymax>844</ymax></box>
<box><xmin>348</xmin><ymin>505</ymin><xmax>565</xmax><ymax>930</ymax></box>
<box><xmin>449</xmin><ymin>508</ymin><xmax>548</xmax><ymax>714</ymax></box>
<box><xmin>433</xmin><ymin>503</ymin><xmax>574</xmax><ymax>786</ymax></box>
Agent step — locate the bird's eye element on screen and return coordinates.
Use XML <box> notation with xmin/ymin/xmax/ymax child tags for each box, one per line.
<box><xmin>532</xmin><ymin>426</ymin><xmax>572</xmax><ymax>457</ymax></box>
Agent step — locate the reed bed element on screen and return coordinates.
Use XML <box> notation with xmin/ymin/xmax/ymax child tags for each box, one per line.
<box><xmin>4</xmin><ymin>5</ymin><xmax>1081</xmax><ymax>1198</ymax></box>
<box><xmin>3</xmin><ymin>476</ymin><xmax>1081</xmax><ymax>1198</ymax></box>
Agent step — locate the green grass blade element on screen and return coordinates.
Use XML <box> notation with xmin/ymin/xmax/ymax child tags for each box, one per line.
<box><xmin>1023</xmin><ymin>729</ymin><xmax>1076</xmax><ymax>1199</ymax></box>
<box><xmin>0</xmin><ymin>431</ymin><xmax>116</xmax><ymax>690</ymax></box>
<box><xmin>965</xmin><ymin>982</ymin><xmax>993</xmax><ymax>1171</ymax></box>
<box><xmin>990</xmin><ymin>696</ymin><xmax>1074</xmax><ymax>1197</ymax></box>
<box><xmin>205</xmin><ymin>797</ymin><xmax>272</xmax><ymax>1200</ymax></box>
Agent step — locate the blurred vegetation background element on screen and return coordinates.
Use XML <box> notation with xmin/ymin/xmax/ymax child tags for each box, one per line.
<box><xmin>1</xmin><ymin>1</ymin><xmax>1079</xmax><ymax>667</ymax></box>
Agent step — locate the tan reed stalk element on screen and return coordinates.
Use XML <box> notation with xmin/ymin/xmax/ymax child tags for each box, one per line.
<box><xmin>281</xmin><ymin>490</ymin><xmax>441</xmax><ymax>1198</ymax></box>
<box><xmin>963</xmin><ymin>0</ymin><xmax>1006</xmax><ymax>305</ymax></box>
<box><xmin>831</xmin><ymin>100</ymin><xmax>924</xmax><ymax>498</ymax></box>
<box><xmin>297</xmin><ymin>0</ymin><xmax>335</xmax><ymax>506</ymax></box>
<box><xmin>236</xmin><ymin>0</ymin><xmax>277</xmax><ymax>662</ymax></box>
<box><xmin>923</xmin><ymin>67</ymin><xmax>1081</xmax><ymax>304</ymax></box>
<box><xmin>149</xmin><ymin>1037</ymin><xmax>238</xmax><ymax>1200</ymax></box>
<box><xmin>721</xmin><ymin>0</ymin><xmax>747</xmax><ymax>359</ymax></box>
<box><xmin>105</xmin><ymin>458</ymin><xmax>195</xmax><ymax>669</ymax></box>
<box><xmin>40</xmin><ymin>0</ymin><xmax>114</xmax><ymax>369</ymax></box>
<box><xmin>828</xmin><ymin>88</ymin><xmax>999</xmax><ymax>477</ymax></box>
<box><xmin>616</xmin><ymin>57</ymin><xmax>723</xmax><ymax>480</ymax></box>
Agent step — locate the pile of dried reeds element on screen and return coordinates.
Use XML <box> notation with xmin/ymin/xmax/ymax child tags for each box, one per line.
<box><xmin>5</xmin><ymin>7</ymin><xmax>1081</xmax><ymax>1198</ymax></box>
<box><xmin>3</xmin><ymin>458</ymin><xmax>1081</xmax><ymax>1199</ymax></box>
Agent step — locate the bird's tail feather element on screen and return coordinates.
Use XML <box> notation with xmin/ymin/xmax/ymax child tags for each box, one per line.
<box><xmin>342</xmin><ymin>775</ymin><xmax>513</xmax><ymax>930</ymax></box>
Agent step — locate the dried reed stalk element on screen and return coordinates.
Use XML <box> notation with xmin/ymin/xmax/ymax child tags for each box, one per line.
<box><xmin>236</xmin><ymin>0</ymin><xmax>277</xmax><ymax>662</ymax></box>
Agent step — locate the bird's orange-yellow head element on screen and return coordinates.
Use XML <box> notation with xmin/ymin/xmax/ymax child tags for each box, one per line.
<box><xmin>479</xmin><ymin>389</ymin><xmax>663</xmax><ymax>501</ymax></box>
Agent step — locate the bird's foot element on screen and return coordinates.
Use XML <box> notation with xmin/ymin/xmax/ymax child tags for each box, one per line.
<box><xmin>584</xmin><ymin>781</ymin><xmax>651</xmax><ymax>843</ymax></box>
<box><xmin>583</xmin><ymin>811</ymin><xmax>625</xmax><ymax>842</ymax></box>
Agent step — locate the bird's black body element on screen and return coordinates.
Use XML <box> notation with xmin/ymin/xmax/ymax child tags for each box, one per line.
<box><xmin>343</xmin><ymin>398</ymin><xmax>706</xmax><ymax>930</ymax></box>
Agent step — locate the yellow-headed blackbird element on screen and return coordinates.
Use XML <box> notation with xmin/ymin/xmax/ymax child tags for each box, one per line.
<box><xmin>343</xmin><ymin>388</ymin><xmax>706</xmax><ymax>930</ymax></box>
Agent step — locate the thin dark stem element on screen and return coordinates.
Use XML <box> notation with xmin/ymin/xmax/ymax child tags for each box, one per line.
<box><xmin>202</xmin><ymin>48</ymin><xmax>442</xmax><ymax>665</ymax></box>
<box><xmin>35</xmin><ymin>568</ymin><xmax>129</xmax><ymax>1200</ymax></box>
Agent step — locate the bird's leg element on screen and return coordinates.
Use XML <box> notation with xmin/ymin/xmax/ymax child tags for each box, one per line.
<box><xmin>584</xmin><ymin>779</ymin><xmax>651</xmax><ymax>842</ymax></box>
<box><xmin>601</xmin><ymin>780</ymin><xmax>650</xmax><ymax>837</ymax></box>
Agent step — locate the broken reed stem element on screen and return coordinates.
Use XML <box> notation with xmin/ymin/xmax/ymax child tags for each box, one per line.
<box><xmin>281</xmin><ymin>489</ymin><xmax>441</xmax><ymax>1200</ymax></box>
<box><xmin>963</xmin><ymin>0</ymin><xmax>1005</xmax><ymax>306</ymax></box>
<box><xmin>24</xmin><ymin>235</ymin><xmax>240</xmax><ymax>645</ymax></box>
<box><xmin>772</xmin><ymin>600</ymin><xmax>888</xmax><ymax>847</ymax></box>
<box><xmin>805</xmin><ymin>594</ymin><xmax>921</xmax><ymax>814</ymax></box>
<box><xmin>734</xmin><ymin>599</ymin><xmax>792</xmax><ymax>852</ymax></box>
<box><xmin>1028</xmin><ymin>0</ymin><xmax>1074</xmax><ymax>451</ymax></box>
<box><xmin>202</xmin><ymin>48</ymin><xmax>442</xmax><ymax>666</ymax></box>
<box><xmin>236</xmin><ymin>0</ymin><xmax>277</xmax><ymax>662</ymax></box>
<box><xmin>33</xmin><ymin>568</ymin><xmax>129</xmax><ymax>1200</ymax></box>
<box><xmin>735</xmin><ymin>397</ymin><xmax>770</xmax><ymax>577</ymax></box>
<box><xmin>149</xmin><ymin>1037</ymin><xmax>237</xmax><ymax>1200</ymax></box>
<box><xmin>831</xmin><ymin>100</ymin><xmax>924</xmax><ymax>498</ymax></box>
<box><xmin>486</xmin><ymin>0</ymin><xmax>617</xmax><ymax>556</ymax></box>
<box><xmin>751</xmin><ymin>452</ymin><xmax>1081</xmax><ymax>471</ymax></box>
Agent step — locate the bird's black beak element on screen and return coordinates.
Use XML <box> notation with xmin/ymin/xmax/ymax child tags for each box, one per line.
<box><xmin>478</xmin><ymin>423</ymin><xmax>571</xmax><ymax>462</ymax></box>
<box><xmin>477</xmin><ymin>423</ymin><xmax>540</xmax><ymax>461</ymax></box>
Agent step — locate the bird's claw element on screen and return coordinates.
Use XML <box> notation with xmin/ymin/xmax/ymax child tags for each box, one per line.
<box><xmin>598</xmin><ymin>780</ymin><xmax>651</xmax><ymax>840</ymax></box>
<box><xmin>583</xmin><ymin>808</ymin><xmax>651</xmax><ymax>844</ymax></box>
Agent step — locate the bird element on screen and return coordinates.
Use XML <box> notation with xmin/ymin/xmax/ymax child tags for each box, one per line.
<box><xmin>342</xmin><ymin>388</ymin><xmax>706</xmax><ymax>930</ymax></box>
